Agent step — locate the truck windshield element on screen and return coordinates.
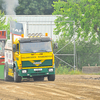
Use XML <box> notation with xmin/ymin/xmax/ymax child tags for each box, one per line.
<box><xmin>20</xmin><ymin>41</ymin><xmax>52</xmax><ymax>53</ymax></box>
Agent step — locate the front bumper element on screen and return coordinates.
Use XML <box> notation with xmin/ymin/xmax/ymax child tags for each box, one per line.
<box><xmin>17</xmin><ymin>68</ymin><xmax>55</xmax><ymax>77</ymax></box>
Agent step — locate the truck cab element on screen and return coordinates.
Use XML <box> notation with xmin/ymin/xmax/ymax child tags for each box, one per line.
<box><xmin>4</xmin><ymin>35</ymin><xmax>55</xmax><ymax>82</ymax></box>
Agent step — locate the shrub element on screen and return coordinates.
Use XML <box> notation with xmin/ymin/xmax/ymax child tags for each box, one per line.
<box><xmin>56</xmin><ymin>64</ymin><xmax>83</xmax><ymax>75</ymax></box>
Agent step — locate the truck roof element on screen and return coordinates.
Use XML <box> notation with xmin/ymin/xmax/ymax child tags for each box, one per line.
<box><xmin>19</xmin><ymin>37</ymin><xmax>51</xmax><ymax>43</ymax></box>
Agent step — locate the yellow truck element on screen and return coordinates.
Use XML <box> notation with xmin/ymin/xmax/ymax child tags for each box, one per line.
<box><xmin>4</xmin><ymin>33</ymin><xmax>55</xmax><ymax>82</ymax></box>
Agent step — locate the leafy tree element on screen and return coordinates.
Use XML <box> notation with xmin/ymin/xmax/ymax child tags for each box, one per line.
<box><xmin>52</xmin><ymin>0</ymin><xmax>100</xmax><ymax>42</ymax></box>
<box><xmin>0</xmin><ymin>11</ymin><xmax>6</xmax><ymax>29</ymax></box>
<box><xmin>0</xmin><ymin>11</ymin><xmax>10</xmax><ymax>39</ymax></box>
<box><xmin>0</xmin><ymin>0</ymin><xmax>67</xmax><ymax>15</ymax></box>
<box><xmin>16</xmin><ymin>0</ymin><xmax>58</xmax><ymax>15</ymax></box>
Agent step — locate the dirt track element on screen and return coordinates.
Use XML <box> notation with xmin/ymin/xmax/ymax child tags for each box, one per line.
<box><xmin>0</xmin><ymin>75</ymin><xmax>100</xmax><ymax>100</ymax></box>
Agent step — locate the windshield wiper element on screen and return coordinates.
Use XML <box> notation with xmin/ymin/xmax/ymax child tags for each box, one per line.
<box><xmin>21</xmin><ymin>50</ymin><xmax>33</xmax><ymax>53</ymax></box>
<box><xmin>36</xmin><ymin>50</ymin><xmax>52</xmax><ymax>52</ymax></box>
<box><xmin>30</xmin><ymin>50</ymin><xmax>52</xmax><ymax>53</ymax></box>
<box><xmin>38</xmin><ymin>50</ymin><xmax>47</xmax><ymax>52</ymax></box>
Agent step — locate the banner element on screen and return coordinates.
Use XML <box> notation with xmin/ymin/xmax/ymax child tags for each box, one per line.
<box><xmin>10</xmin><ymin>21</ymin><xmax>24</xmax><ymax>36</ymax></box>
<box><xmin>0</xmin><ymin>30</ymin><xmax>6</xmax><ymax>40</ymax></box>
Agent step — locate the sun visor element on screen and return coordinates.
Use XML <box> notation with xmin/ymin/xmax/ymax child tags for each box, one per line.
<box><xmin>19</xmin><ymin>38</ymin><xmax>31</xmax><ymax>43</ymax></box>
<box><xmin>19</xmin><ymin>37</ymin><xmax>51</xmax><ymax>43</ymax></box>
<box><xmin>41</xmin><ymin>37</ymin><xmax>51</xmax><ymax>42</ymax></box>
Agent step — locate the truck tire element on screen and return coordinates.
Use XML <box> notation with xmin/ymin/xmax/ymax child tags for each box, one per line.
<box><xmin>4</xmin><ymin>63</ymin><xmax>14</xmax><ymax>81</ymax></box>
<box><xmin>33</xmin><ymin>76</ymin><xmax>44</xmax><ymax>81</ymax></box>
<box><xmin>48</xmin><ymin>74</ymin><xmax>55</xmax><ymax>81</ymax></box>
<box><xmin>14</xmin><ymin>67</ymin><xmax>21</xmax><ymax>82</ymax></box>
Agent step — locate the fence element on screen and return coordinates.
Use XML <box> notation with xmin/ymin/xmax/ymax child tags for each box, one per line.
<box><xmin>76</xmin><ymin>41</ymin><xmax>100</xmax><ymax>70</ymax></box>
<box><xmin>54</xmin><ymin>37</ymin><xmax>100</xmax><ymax>73</ymax></box>
<box><xmin>6</xmin><ymin>18</ymin><xmax>100</xmax><ymax>72</ymax></box>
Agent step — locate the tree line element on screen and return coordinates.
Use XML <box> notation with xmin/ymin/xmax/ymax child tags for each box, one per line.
<box><xmin>52</xmin><ymin>0</ymin><xmax>100</xmax><ymax>42</ymax></box>
<box><xmin>0</xmin><ymin>0</ymin><xmax>67</xmax><ymax>15</ymax></box>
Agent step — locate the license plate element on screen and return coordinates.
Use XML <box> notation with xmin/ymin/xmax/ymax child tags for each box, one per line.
<box><xmin>34</xmin><ymin>69</ymin><xmax>42</xmax><ymax>71</ymax></box>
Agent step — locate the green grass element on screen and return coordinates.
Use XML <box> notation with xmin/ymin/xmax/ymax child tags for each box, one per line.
<box><xmin>0</xmin><ymin>65</ymin><xmax>4</xmax><ymax>79</ymax></box>
<box><xmin>55</xmin><ymin>65</ymin><xmax>83</xmax><ymax>75</ymax></box>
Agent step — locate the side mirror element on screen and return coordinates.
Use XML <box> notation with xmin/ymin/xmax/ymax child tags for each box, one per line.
<box><xmin>54</xmin><ymin>43</ymin><xmax>58</xmax><ymax>49</ymax></box>
<box><xmin>13</xmin><ymin>44</ymin><xmax>16</xmax><ymax>52</ymax></box>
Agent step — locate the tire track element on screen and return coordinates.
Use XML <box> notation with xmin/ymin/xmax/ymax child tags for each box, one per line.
<box><xmin>0</xmin><ymin>75</ymin><xmax>100</xmax><ymax>100</ymax></box>
<box><xmin>57</xmin><ymin>83</ymin><xmax>100</xmax><ymax>90</ymax></box>
<box><xmin>16</xmin><ymin>82</ymin><xmax>89</xmax><ymax>99</ymax></box>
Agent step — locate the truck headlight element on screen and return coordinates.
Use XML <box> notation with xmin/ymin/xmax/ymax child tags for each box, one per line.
<box><xmin>22</xmin><ymin>70</ymin><xmax>27</xmax><ymax>73</ymax></box>
<box><xmin>48</xmin><ymin>68</ymin><xmax>53</xmax><ymax>72</ymax></box>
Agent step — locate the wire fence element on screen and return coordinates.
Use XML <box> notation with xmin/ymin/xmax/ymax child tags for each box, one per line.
<box><xmin>6</xmin><ymin>20</ymin><xmax>100</xmax><ymax>72</ymax></box>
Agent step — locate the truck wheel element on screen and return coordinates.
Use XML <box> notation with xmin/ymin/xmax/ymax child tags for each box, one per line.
<box><xmin>14</xmin><ymin>68</ymin><xmax>21</xmax><ymax>82</ymax></box>
<box><xmin>4</xmin><ymin>63</ymin><xmax>14</xmax><ymax>81</ymax></box>
<box><xmin>48</xmin><ymin>74</ymin><xmax>55</xmax><ymax>81</ymax></box>
<box><xmin>33</xmin><ymin>76</ymin><xmax>44</xmax><ymax>81</ymax></box>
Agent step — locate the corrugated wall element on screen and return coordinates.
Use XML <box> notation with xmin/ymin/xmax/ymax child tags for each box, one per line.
<box><xmin>5</xmin><ymin>15</ymin><xmax>60</xmax><ymax>40</ymax></box>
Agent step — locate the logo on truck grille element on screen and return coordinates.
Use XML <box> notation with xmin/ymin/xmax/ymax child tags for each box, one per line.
<box><xmin>33</xmin><ymin>62</ymin><xmax>42</xmax><ymax>64</ymax></box>
<box><xmin>29</xmin><ymin>59</ymin><xmax>45</xmax><ymax>66</ymax></box>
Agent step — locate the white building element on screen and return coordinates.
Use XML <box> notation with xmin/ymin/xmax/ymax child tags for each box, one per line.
<box><xmin>5</xmin><ymin>15</ymin><xmax>60</xmax><ymax>40</ymax></box>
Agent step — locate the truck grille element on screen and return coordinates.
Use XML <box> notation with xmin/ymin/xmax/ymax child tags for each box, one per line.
<box><xmin>22</xmin><ymin>60</ymin><xmax>52</xmax><ymax>67</ymax></box>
